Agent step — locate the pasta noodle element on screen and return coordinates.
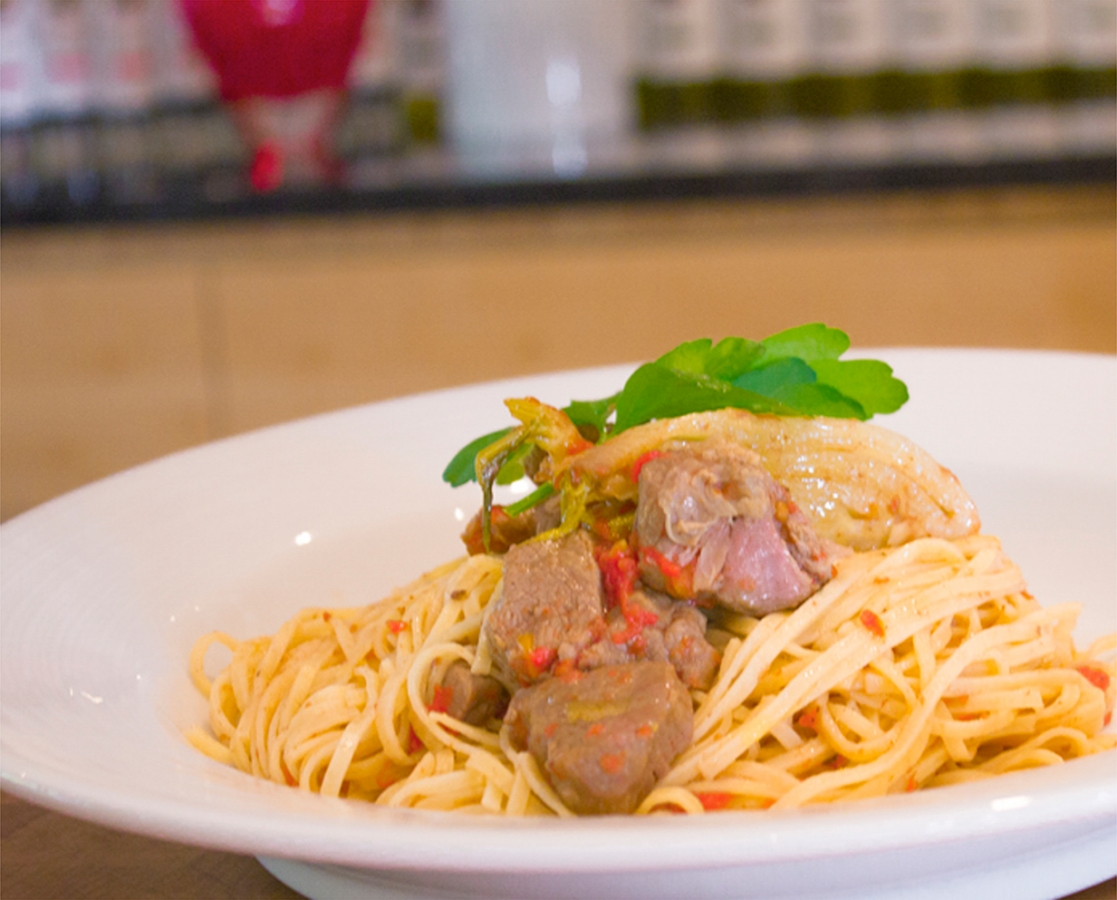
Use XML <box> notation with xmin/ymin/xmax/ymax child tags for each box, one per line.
<box><xmin>188</xmin><ymin>533</ymin><xmax>1115</xmax><ymax>815</ymax></box>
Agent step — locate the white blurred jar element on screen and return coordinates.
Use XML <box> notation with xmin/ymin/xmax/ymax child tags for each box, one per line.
<box><xmin>443</xmin><ymin>0</ymin><xmax>633</xmax><ymax>172</ymax></box>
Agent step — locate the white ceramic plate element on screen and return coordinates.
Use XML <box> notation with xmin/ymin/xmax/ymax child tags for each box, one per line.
<box><xmin>2</xmin><ymin>349</ymin><xmax>1114</xmax><ymax>900</ymax></box>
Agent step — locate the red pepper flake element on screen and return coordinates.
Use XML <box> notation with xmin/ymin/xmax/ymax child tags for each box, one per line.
<box><xmin>544</xmin><ymin>722</ymin><xmax>559</xmax><ymax>738</ymax></box>
<box><xmin>597</xmin><ymin>540</ymin><xmax>639</xmax><ymax>609</ymax></box>
<box><xmin>408</xmin><ymin>726</ymin><xmax>423</xmax><ymax>754</ymax></box>
<box><xmin>1077</xmin><ymin>666</ymin><xmax>1111</xmax><ymax>691</ymax></box>
<box><xmin>322</xmin><ymin>611</ymin><xmax>332</xmax><ymax>622</ymax></box>
<box><xmin>860</xmin><ymin>609</ymin><xmax>885</xmax><ymax>638</ymax></box>
<box><xmin>696</xmin><ymin>791</ymin><xmax>732</xmax><ymax>811</ymax></box>
<box><xmin>528</xmin><ymin>645</ymin><xmax>556</xmax><ymax>675</ymax></box>
<box><xmin>387</xmin><ymin>619</ymin><xmax>407</xmax><ymax>634</ymax></box>
<box><xmin>888</xmin><ymin>496</ymin><xmax>901</xmax><ymax>515</ymax></box>
<box><xmin>586</xmin><ymin>723</ymin><xmax>606</xmax><ymax>738</ymax></box>
<box><xmin>640</xmin><ymin>545</ymin><xmax>684</xmax><ymax>579</ymax></box>
<box><xmin>1105</xmin><ymin>712</ymin><xmax>1112</xmax><ymax>727</ymax></box>
<box><xmin>636</xmin><ymin>724</ymin><xmax>655</xmax><ymax>739</ymax></box>
<box><xmin>281</xmin><ymin>762</ymin><xmax>297</xmax><ymax>787</ymax></box>
<box><xmin>905</xmin><ymin>775</ymin><xmax>919</xmax><ymax>793</ymax></box>
<box><xmin>637</xmin><ymin>545</ymin><xmax>694</xmax><ymax>600</ymax></box>
<box><xmin>599</xmin><ymin>752</ymin><xmax>626</xmax><ymax>774</ymax></box>
<box><xmin>825</xmin><ymin>754</ymin><xmax>849</xmax><ymax>770</ymax></box>
<box><xmin>429</xmin><ymin>684</ymin><xmax>454</xmax><ymax>714</ymax></box>
<box><xmin>796</xmin><ymin>707</ymin><xmax>819</xmax><ymax>731</ymax></box>
<box><xmin>631</xmin><ymin>450</ymin><xmax>666</xmax><ymax>482</ymax></box>
<box><xmin>611</xmin><ymin>602</ymin><xmax>659</xmax><ymax>646</ymax></box>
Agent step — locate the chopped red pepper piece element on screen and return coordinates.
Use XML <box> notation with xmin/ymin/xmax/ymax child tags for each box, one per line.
<box><xmin>429</xmin><ymin>684</ymin><xmax>454</xmax><ymax>714</ymax></box>
<box><xmin>387</xmin><ymin>619</ymin><xmax>407</xmax><ymax>634</ymax></box>
<box><xmin>631</xmin><ymin>449</ymin><xmax>666</xmax><ymax>482</ymax></box>
<box><xmin>640</xmin><ymin>545</ymin><xmax>683</xmax><ymax>578</ymax></box>
<box><xmin>860</xmin><ymin>609</ymin><xmax>885</xmax><ymax>638</ymax></box>
<box><xmin>638</xmin><ymin>545</ymin><xmax>694</xmax><ymax>598</ymax></box>
<box><xmin>586</xmin><ymin>723</ymin><xmax>605</xmax><ymax>738</ymax></box>
<box><xmin>796</xmin><ymin>707</ymin><xmax>819</xmax><ymax>731</ymax></box>
<box><xmin>1077</xmin><ymin>666</ymin><xmax>1111</xmax><ymax>691</ymax></box>
<box><xmin>696</xmin><ymin>791</ymin><xmax>732</xmax><ymax>811</ymax></box>
<box><xmin>528</xmin><ymin>645</ymin><xmax>556</xmax><ymax>674</ymax></box>
<box><xmin>597</xmin><ymin>540</ymin><xmax>639</xmax><ymax>609</ymax></box>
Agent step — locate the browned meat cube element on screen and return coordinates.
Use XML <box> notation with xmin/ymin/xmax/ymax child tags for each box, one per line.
<box><xmin>505</xmin><ymin>660</ymin><xmax>692</xmax><ymax>815</ymax></box>
<box><xmin>437</xmin><ymin>660</ymin><xmax>509</xmax><ymax>726</ymax></box>
<box><xmin>635</xmin><ymin>439</ymin><xmax>835</xmax><ymax>615</ymax></box>
<box><xmin>483</xmin><ymin>530</ymin><xmax>606</xmax><ymax>685</ymax></box>
<box><xmin>578</xmin><ymin>589</ymin><xmax>720</xmax><ymax>690</ymax></box>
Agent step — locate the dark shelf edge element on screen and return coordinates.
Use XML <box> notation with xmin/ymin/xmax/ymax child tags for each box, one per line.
<box><xmin>2</xmin><ymin>155</ymin><xmax>1114</xmax><ymax>229</ymax></box>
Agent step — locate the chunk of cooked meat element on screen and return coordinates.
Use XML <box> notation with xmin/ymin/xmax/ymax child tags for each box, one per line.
<box><xmin>437</xmin><ymin>661</ymin><xmax>509</xmax><ymax>726</ymax></box>
<box><xmin>635</xmin><ymin>439</ymin><xmax>836</xmax><ymax>615</ymax></box>
<box><xmin>578</xmin><ymin>589</ymin><xmax>720</xmax><ymax>690</ymax></box>
<box><xmin>505</xmin><ymin>661</ymin><xmax>692</xmax><ymax>815</ymax></box>
<box><xmin>563</xmin><ymin>409</ymin><xmax>980</xmax><ymax>551</ymax></box>
<box><xmin>483</xmin><ymin>530</ymin><xmax>605</xmax><ymax>685</ymax></box>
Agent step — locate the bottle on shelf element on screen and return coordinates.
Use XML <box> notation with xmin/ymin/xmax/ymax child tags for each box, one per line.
<box><xmin>397</xmin><ymin>0</ymin><xmax>445</xmax><ymax>147</ymax></box>
<box><xmin>795</xmin><ymin>0</ymin><xmax>895</xmax><ymax>162</ymax></box>
<box><xmin>713</xmin><ymin>0</ymin><xmax>809</xmax><ymax>124</ymax></box>
<box><xmin>0</xmin><ymin>0</ymin><xmax>40</xmax><ymax>209</ymax></box>
<box><xmin>892</xmin><ymin>0</ymin><xmax>982</xmax><ymax>160</ymax></box>
<box><xmin>336</xmin><ymin>0</ymin><xmax>404</xmax><ymax>166</ymax></box>
<box><xmin>961</xmin><ymin>0</ymin><xmax>1059</xmax><ymax>154</ymax></box>
<box><xmin>30</xmin><ymin>0</ymin><xmax>101</xmax><ymax>207</ymax></box>
<box><xmin>90</xmin><ymin>0</ymin><xmax>159</xmax><ymax>205</ymax></box>
<box><xmin>1049</xmin><ymin>0</ymin><xmax>1116</xmax><ymax>152</ymax></box>
<box><xmin>633</xmin><ymin>0</ymin><xmax>720</xmax><ymax>131</ymax></box>
<box><xmin>152</xmin><ymin>0</ymin><xmax>245</xmax><ymax>200</ymax></box>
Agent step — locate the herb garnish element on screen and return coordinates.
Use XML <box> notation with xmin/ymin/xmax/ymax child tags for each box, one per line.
<box><xmin>441</xmin><ymin>324</ymin><xmax>907</xmax><ymax>488</ymax></box>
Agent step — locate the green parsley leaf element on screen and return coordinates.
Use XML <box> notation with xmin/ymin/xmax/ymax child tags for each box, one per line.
<box><xmin>442</xmin><ymin>427</ymin><xmax>512</xmax><ymax>487</ymax></box>
<box><xmin>812</xmin><ymin>358</ymin><xmax>908</xmax><ymax>417</ymax></box>
<box><xmin>441</xmin><ymin>325</ymin><xmax>909</xmax><ymax>486</ymax></box>
<box><xmin>760</xmin><ymin>323</ymin><xmax>849</xmax><ymax>363</ymax></box>
<box><xmin>732</xmin><ymin>356</ymin><xmax>817</xmax><ymax>396</ymax></box>
<box><xmin>657</xmin><ymin>337</ymin><xmax>764</xmax><ymax>381</ymax></box>
<box><xmin>613</xmin><ymin>362</ymin><xmax>795</xmax><ymax>432</ymax></box>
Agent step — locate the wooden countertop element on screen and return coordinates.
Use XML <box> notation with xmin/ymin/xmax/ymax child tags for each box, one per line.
<box><xmin>2</xmin><ymin>188</ymin><xmax>1115</xmax><ymax>898</ymax></box>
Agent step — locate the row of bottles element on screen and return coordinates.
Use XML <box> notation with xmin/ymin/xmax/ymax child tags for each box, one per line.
<box><xmin>634</xmin><ymin>0</ymin><xmax>1116</xmax><ymax>129</ymax></box>
<box><xmin>1</xmin><ymin>0</ymin><xmax>1114</xmax><ymax>216</ymax></box>
<box><xmin>0</xmin><ymin>0</ymin><xmax>442</xmax><ymax>210</ymax></box>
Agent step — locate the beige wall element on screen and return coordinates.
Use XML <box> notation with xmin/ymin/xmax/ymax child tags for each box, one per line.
<box><xmin>2</xmin><ymin>185</ymin><xmax>1114</xmax><ymax>520</ymax></box>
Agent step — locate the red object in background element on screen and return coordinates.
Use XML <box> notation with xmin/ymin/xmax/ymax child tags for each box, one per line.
<box><xmin>181</xmin><ymin>0</ymin><xmax>368</xmax><ymax>102</ymax></box>
<box><xmin>181</xmin><ymin>0</ymin><xmax>369</xmax><ymax>191</ymax></box>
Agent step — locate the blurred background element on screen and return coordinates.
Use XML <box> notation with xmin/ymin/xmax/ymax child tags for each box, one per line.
<box><xmin>1</xmin><ymin>0</ymin><xmax>1114</xmax><ymax>524</ymax></box>
<box><xmin>0</xmin><ymin>4</ymin><xmax>1115</xmax><ymax>896</ymax></box>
